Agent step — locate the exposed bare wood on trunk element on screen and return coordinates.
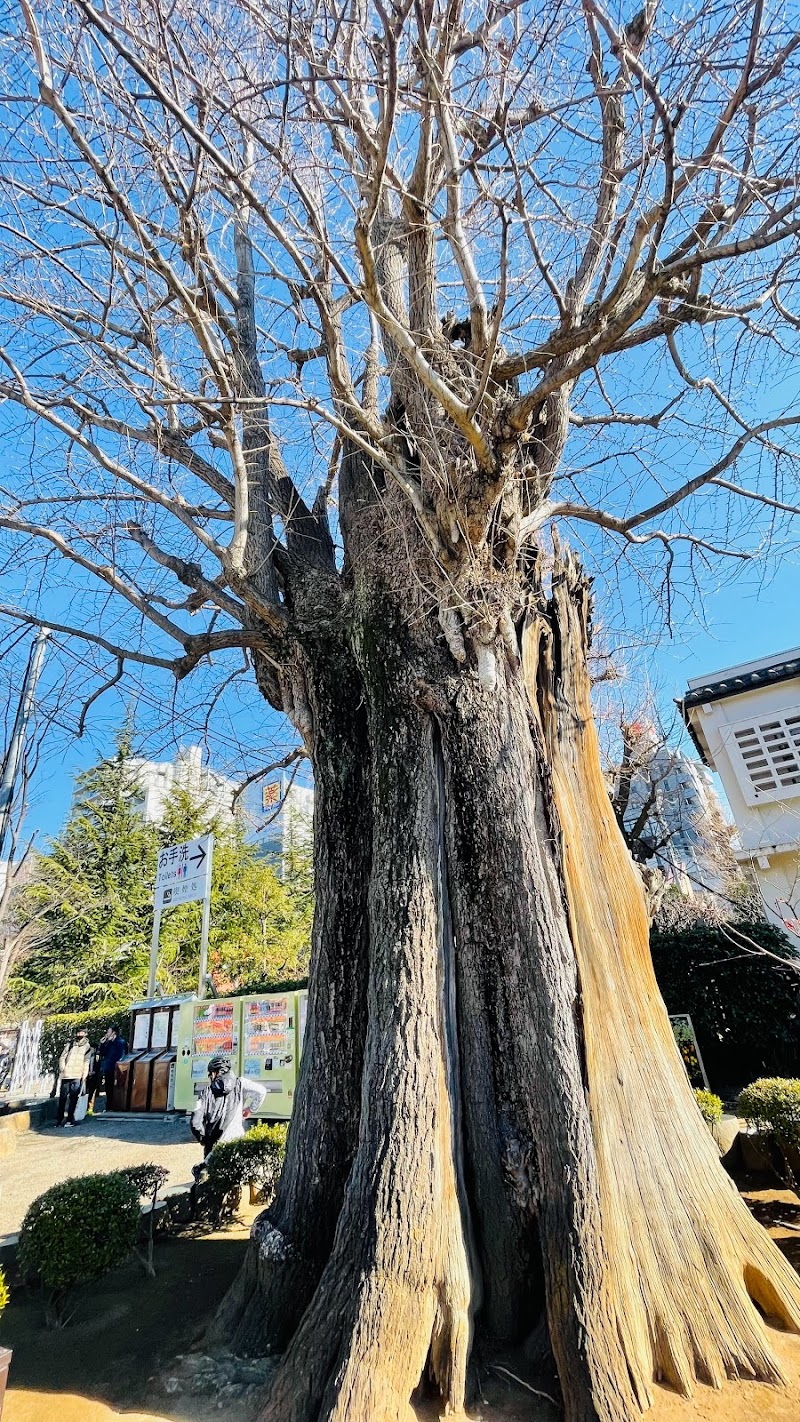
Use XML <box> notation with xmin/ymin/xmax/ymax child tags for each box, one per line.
<box><xmin>528</xmin><ymin>551</ymin><xmax>800</xmax><ymax>1402</ymax></box>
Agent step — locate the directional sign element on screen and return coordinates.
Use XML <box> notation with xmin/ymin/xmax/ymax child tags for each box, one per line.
<box><xmin>154</xmin><ymin>834</ymin><xmax>213</xmax><ymax>909</ymax></box>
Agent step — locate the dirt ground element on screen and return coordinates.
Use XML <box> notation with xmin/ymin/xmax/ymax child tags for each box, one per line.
<box><xmin>0</xmin><ymin>1115</ymin><xmax>200</xmax><ymax>1239</ymax></box>
<box><xmin>4</xmin><ymin>1178</ymin><xmax>800</xmax><ymax>1422</ymax></box>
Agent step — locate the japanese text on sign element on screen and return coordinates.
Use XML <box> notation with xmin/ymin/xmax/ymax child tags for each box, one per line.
<box><xmin>154</xmin><ymin>835</ymin><xmax>213</xmax><ymax>909</ymax></box>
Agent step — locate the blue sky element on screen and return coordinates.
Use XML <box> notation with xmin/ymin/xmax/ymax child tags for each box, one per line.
<box><xmin>1</xmin><ymin>0</ymin><xmax>799</xmax><ymax>848</ymax></box>
<box><xmin>5</xmin><ymin>540</ymin><xmax>794</xmax><ymax>847</ymax></box>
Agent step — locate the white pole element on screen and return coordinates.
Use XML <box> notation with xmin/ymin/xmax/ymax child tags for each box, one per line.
<box><xmin>147</xmin><ymin>905</ymin><xmax>162</xmax><ymax>1000</ymax></box>
<box><xmin>198</xmin><ymin>889</ymin><xmax>212</xmax><ymax>997</ymax></box>
<box><xmin>197</xmin><ymin>834</ymin><xmax>214</xmax><ymax>997</ymax></box>
<box><xmin>0</xmin><ymin>626</ymin><xmax>50</xmax><ymax>860</ymax></box>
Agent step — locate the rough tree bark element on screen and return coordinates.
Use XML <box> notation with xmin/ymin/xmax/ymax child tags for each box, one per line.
<box><xmin>213</xmin><ymin>600</ymin><xmax>373</xmax><ymax>1354</ymax></box>
<box><xmin>216</xmin><ymin>552</ymin><xmax>800</xmax><ymax>1422</ymax></box>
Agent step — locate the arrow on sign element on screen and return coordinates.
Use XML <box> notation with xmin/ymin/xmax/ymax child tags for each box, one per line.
<box><xmin>189</xmin><ymin>843</ymin><xmax>207</xmax><ymax>868</ymax></box>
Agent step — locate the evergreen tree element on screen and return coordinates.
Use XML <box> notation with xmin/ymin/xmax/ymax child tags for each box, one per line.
<box><xmin>155</xmin><ymin>786</ymin><xmax>313</xmax><ymax>997</ymax></box>
<box><xmin>9</xmin><ymin>737</ymin><xmax>313</xmax><ymax>1013</ymax></box>
<box><xmin>10</xmin><ymin>728</ymin><xmax>158</xmax><ymax>1013</ymax></box>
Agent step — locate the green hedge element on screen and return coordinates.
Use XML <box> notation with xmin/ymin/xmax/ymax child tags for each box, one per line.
<box><xmin>650</xmin><ymin>921</ymin><xmax>800</xmax><ymax>1087</ymax></box>
<box><xmin>39</xmin><ymin>1009</ymin><xmax>128</xmax><ymax>1078</ymax></box>
<box><xmin>19</xmin><ymin>1171</ymin><xmax>140</xmax><ymax>1326</ymax></box>
<box><xmin>737</xmin><ymin>1078</ymin><xmax>800</xmax><ymax>1150</ymax></box>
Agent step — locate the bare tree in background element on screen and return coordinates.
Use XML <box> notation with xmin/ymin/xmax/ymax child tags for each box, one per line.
<box><xmin>609</xmin><ymin>716</ymin><xmax>738</xmax><ymax>882</ymax></box>
<box><xmin>3</xmin><ymin>2</ymin><xmax>800</xmax><ymax>1417</ymax></box>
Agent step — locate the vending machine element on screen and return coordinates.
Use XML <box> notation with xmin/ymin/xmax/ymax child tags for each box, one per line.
<box><xmin>239</xmin><ymin>992</ymin><xmax>299</xmax><ymax>1120</ymax></box>
<box><xmin>173</xmin><ymin>997</ymin><xmax>242</xmax><ymax>1111</ymax></box>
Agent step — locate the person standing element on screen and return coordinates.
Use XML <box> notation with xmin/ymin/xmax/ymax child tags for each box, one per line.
<box><xmin>189</xmin><ymin>1056</ymin><xmax>267</xmax><ymax>1179</ymax></box>
<box><xmin>56</xmin><ymin>1026</ymin><xmax>92</xmax><ymax>1126</ymax></box>
<box><xmin>86</xmin><ymin>1026</ymin><xmax>127</xmax><ymax>1113</ymax></box>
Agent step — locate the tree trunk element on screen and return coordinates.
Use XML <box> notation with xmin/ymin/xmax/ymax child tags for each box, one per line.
<box><xmin>532</xmin><ymin>551</ymin><xmax>800</xmax><ymax>1403</ymax></box>
<box><xmin>213</xmin><ymin>635</ymin><xmax>372</xmax><ymax>1354</ymax></box>
<box><xmin>259</xmin><ymin>610</ymin><xmax>472</xmax><ymax>1421</ymax></box>
<box><xmin>220</xmin><ymin>556</ymin><xmax>800</xmax><ymax>1422</ymax></box>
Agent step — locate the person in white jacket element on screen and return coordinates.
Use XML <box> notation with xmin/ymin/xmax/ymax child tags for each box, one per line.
<box><xmin>189</xmin><ymin>1055</ymin><xmax>267</xmax><ymax>1179</ymax></box>
<box><xmin>56</xmin><ymin>1027</ymin><xmax>93</xmax><ymax>1126</ymax></box>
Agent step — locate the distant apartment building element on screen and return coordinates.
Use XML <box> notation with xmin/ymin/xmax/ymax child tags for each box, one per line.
<box><xmin>128</xmin><ymin>745</ymin><xmax>314</xmax><ymax>871</ymax></box>
<box><xmin>129</xmin><ymin>745</ymin><xmax>238</xmax><ymax>826</ymax></box>
<box><xmin>616</xmin><ymin>723</ymin><xmax>734</xmax><ymax>895</ymax></box>
<box><xmin>681</xmin><ymin>647</ymin><xmax>800</xmax><ymax>944</ymax></box>
<box><xmin>254</xmin><ymin>778</ymin><xmax>314</xmax><ymax>870</ymax></box>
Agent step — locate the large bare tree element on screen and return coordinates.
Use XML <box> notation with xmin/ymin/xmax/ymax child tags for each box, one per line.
<box><xmin>3</xmin><ymin>2</ymin><xmax>800</xmax><ymax>1418</ymax></box>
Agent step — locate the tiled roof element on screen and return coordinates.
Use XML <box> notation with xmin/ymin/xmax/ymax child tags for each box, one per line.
<box><xmin>678</xmin><ymin>655</ymin><xmax>800</xmax><ymax>764</ymax></box>
<box><xmin>682</xmin><ymin>657</ymin><xmax>800</xmax><ymax>711</ymax></box>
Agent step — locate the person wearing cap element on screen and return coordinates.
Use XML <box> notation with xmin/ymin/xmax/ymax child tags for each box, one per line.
<box><xmin>56</xmin><ymin>1027</ymin><xmax>93</xmax><ymax>1126</ymax></box>
<box><xmin>189</xmin><ymin>1055</ymin><xmax>268</xmax><ymax>1178</ymax></box>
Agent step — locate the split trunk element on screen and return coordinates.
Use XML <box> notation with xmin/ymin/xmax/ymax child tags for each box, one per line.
<box><xmin>218</xmin><ymin>554</ymin><xmax>800</xmax><ymax>1422</ymax></box>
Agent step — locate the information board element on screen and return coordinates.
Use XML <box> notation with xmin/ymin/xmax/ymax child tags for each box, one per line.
<box><xmin>150</xmin><ymin>1009</ymin><xmax>170</xmax><ymax>1050</ymax></box>
<box><xmin>132</xmin><ymin>1013</ymin><xmax>150</xmax><ymax>1050</ymax></box>
<box><xmin>670</xmin><ymin>1013</ymin><xmax>710</xmax><ymax>1090</ymax></box>
<box><xmin>154</xmin><ymin>835</ymin><xmax>213</xmax><ymax>909</ymax></box>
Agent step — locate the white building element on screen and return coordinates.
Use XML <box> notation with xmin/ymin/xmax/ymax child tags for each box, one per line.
<box><xmin>128</xmin><ymin>746</ymin><xmax>314</xmax><ymax>871</ymax></box>
<box><xmin>681</xmin><ymin>648</ymin><xmax>800</xmax><ymax>943</ymax></box>
<box><xmin>129</xmin><ymin>745</ymin><xmax>238</xmax><ymax>826</ymax></box>
<box><xmin>617</xmin><ymin>725</ymin><xmax>733</xmax><ymax>895</ymax></box>
<box><xmin>255</xmin><ymin>779</ymin><xmax>314</xmax><ymax>870</ymax></box>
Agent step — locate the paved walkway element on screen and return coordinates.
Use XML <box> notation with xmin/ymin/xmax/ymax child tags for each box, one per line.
<box><xmin>0</xmin><ymin>1113</ymin><xmax>199</xmax><ymax>1236</ymax></box>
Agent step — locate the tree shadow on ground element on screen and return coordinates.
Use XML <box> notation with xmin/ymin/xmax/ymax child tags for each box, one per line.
<box><xmin>3</xmin><ymin>1231</ymin><xmax>246</xmax><ymax>1419</ymax></box>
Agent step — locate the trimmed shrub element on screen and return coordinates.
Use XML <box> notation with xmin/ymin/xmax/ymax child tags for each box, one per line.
<box><xmin>205</xmin><ymin>1123</ymin><xmax>288</xmax><ymax>1223</ymax></box>
<box><xmin>0</xmin><ymin>1267</ymin><xmax>9</xmax><ymax>1318</ymax></box>
<box><xmin>19</xmin><ymin>1172</ymin><xmax>140</xmax><ymax>1326</ymax></box>
<box><xmin>693</xmin><ymin>1089</ymin><xmax>723</xmax><ymax>1128</ymax></box>
<box><xmin>118</xmin><ymin>1163</ymin><xmax>169</xmax><ymax>1201</ymax></box>
<box><xmin>737</xmin><ymin>1078</ymin><xmax>800</xmax><ymax>1149</ymax></box>
<box><xmin>117</xmin><ymin>1163</ymin><xmax>170</xmax><ymax>1278</ymax></box>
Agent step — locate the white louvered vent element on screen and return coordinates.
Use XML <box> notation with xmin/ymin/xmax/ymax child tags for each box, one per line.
<box><xmin>729</xmin><ymin>709</ymin><xmax>800</xmax><ymax>803</ymax></box>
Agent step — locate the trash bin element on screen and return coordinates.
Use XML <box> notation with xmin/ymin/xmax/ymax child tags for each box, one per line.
<box><xmin>149</xmin><ymin>1050</ymin><xmax>177</xmax><ymax>1112</ymax></box>
<box><xmin>130</xmin><ymin>1050</ymin><xmax>162</xmax><ymax>1112</ymax></box>
<box><xmin>112</xmin><ymin>1052</ymin><xmax>144</xmax><ymax>1112</ymax></box>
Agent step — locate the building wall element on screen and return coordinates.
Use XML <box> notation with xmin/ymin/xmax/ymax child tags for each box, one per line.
<box><xmin>129</xmin><ymin>745</ymin><xmax>238</xmax><ymax>827</ymax></box>
<box><xmin>255</xmin><ymin>782</ymin><xmax>314</xmax><ymax>870</ymax></box>
<box><xmin>621</xmin><ymin>741</ymin><xmax>733</xmax><ymax>895</ymax></box>
<box><xmin>687</xmin><ymin>674</ymin><xmax>800</xmax><ymax>940</ymax></box>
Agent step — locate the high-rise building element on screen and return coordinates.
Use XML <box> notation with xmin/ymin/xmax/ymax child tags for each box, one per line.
<box><xmin>128</xmin><ymin>744</ymin><xmax>238</xmax><ymax>826</ymax></box>
<box><xmin>252</xmin><ymin>778</ymin><xmax>314</xmax><ymax>871</ymax></box>
<box><xmin>127</xmin><ymin>746</ymin><xmax>314</xmax><ymax>872</ymax></box>
<box><xmin>616</xmin><ymin>723</ymin><xmax>735</xmax><ymax>896</ymax></box>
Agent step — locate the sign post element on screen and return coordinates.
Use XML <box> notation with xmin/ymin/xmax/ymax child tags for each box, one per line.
<box><xmin>148</xmin><ymin>834</ymin><xmax>214</xmax><ymax>999</ymax></box>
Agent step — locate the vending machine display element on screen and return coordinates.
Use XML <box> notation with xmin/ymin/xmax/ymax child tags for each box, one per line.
<box><xmin>240</xmin><ymin>994</ymin><xmax>297</xmax><ymax>1119</ymax></box>
<box><xmin>173</xmin><ymin>998</ymin><xmax>241</xmax><ymax>1111</ymax></box>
